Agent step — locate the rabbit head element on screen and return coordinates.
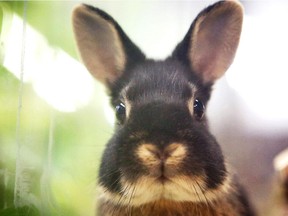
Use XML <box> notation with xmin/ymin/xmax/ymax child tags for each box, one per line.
<box><xmin>72</xmin><ymin>0</ymin><xmax>244</xmax><ymax>211</ymax></box>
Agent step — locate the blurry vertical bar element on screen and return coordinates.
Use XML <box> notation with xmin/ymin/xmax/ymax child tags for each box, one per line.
<box><xmin>0</xmin><ymin>170</ymin><xmax>3</xmax><ymax>209</ymax></box>
<box><xmin>0</xmin><ymin>5</ymin><xmax>4</xmax><ymax>209</ymax></box>
<box><xmin>0</xmin><ymin>3</ymin><xmax>5</xmax><ymax>209</ymax></box>
<box><xmin>14</xmin><ymin>0</ymin><xmax>27</xmax><ymax>208</ymax></box>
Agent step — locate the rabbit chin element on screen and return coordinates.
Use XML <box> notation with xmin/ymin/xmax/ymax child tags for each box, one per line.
<box><xmin>98</xmin><ymin>175</ymin><xmax>232</xmax><ymax>207</ymax></box>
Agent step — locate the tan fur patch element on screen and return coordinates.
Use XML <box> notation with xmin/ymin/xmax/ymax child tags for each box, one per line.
<box><xmin>165</xmin><ymin>143</ymin><xmax>187</xmax><ymax>166</ymax></box>
<box><xmin>136</xmin><ymin>144</ymin><xmax>160</xmax><ymax>167</ymax></box>
<box><xmin>136</xmin><ymin>143</ymin><xmax>187</xmax><ymax>170</ymax></box>
<box><xmin>187</xmin><ymin>84</ymin><xmax>196</xmax><ymax>116</ymax></box>
<box><xmin>119</xmin><ymin>86</ymin><xmax>132</xmax><ymax>119</ymax></box>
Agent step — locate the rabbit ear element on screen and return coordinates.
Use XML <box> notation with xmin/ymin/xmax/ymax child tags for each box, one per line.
<box><xmin>72</xmin><ymin>5</ymin><xmax>145</xmax><ymax>86</ymax></box>
<box><xmin>173</xmin><ymin>1</ymin><xmax>243</xmax><ymax>84</ymax></box>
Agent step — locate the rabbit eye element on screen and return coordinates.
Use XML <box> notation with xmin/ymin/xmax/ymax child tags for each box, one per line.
<box><xmin>115</xmin><ymin>102</ymin><xmax>126</xmax><ymax>123</ymax></box>
<box><xmin>193</xmin><ymin>99</ymin><xmax>205</xmax><ymax>120</ymax></box>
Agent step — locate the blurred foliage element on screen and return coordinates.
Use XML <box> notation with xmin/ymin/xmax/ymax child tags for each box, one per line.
<box><xmin>0</xmin><ymin>1</ymin><xmax>112</xmax><ymax>216</ymax></box>
<box><xmin>0</xmin><ymin>6</ymin><xmax>2</xmax><ymax>35</ymax></box>
<box><xmin>0</xmin><ymin>206</ymin><xmax>39</xmax><ymax>216</ymax></box>
<box><xmin>4</xmin><ymin>1</ymin><xmax>78</xmax><ymax>58</ymax></box>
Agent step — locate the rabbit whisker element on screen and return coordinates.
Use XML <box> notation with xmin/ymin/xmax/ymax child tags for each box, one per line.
<box><xmin>95</xmin><ymin>169</ymin><xmax>119</xmax><ymax>182</ymax></box>
<box><xmin>110</xmin><ymin>184</ymin><xmax>130</xmax><ymax>216</ymax></box>
<box><xmin>195</xmin><ymin>179</ymin><xmax>214</xmax><ymax>215</ymax></box>
<box><xmin>101</xmin><ymin>178</ymin><xmax>121</xmax><ymax>195</ymax></box>
<box><xmin>129</xmin><ymin>184</ymin><xmax>137</xmax><ymax>216</ymax></box>
<box><xmin>168</xmin><ymin>176</ymin><xmax>201</xmax><ymax>198</ymax></box>
<box><xmin>184</xmin><ymin>178</ymin><xmax>203</xmax><ymax>216</ymax></box>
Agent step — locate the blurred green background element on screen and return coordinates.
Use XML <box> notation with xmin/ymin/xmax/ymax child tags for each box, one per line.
<box><xmin>0</xmin><ymin>1</ymin><xmax>112</xmax><ymax>215</ymax></box>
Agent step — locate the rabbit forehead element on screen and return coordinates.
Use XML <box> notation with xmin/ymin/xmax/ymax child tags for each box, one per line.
<box><xmin>121</xmin><ymin>61</ymin><xmax>197</xmax><ymax>103</ymax></box>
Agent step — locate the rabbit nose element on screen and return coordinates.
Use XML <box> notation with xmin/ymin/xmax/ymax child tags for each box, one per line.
<box><xmin>136</xmin><ymin>143</ymin><xmax>187</xmax><ymax>177</ymax></box>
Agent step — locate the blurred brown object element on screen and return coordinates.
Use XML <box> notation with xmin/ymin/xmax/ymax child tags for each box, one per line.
<box><xmin>274</xmin><ymin>148</ymin><xmax>288</xmax><ymax>215</ymax></box>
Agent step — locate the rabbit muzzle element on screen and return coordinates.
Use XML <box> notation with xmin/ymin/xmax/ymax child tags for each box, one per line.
<box><xmin>136</xmin><ymin>143</ymin><xmax>187</xmax><ymax>181</ymax></box>
<box><xmin>97</xmin><ymin>101</ymin><xmax>230</xmax><ymax>206</ymax></box>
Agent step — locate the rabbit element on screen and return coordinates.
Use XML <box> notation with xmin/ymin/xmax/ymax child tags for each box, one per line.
<box><xmin>72</xmin><ymin>0</ymin><xmax>255</xmax><ymax>215</ymax></box>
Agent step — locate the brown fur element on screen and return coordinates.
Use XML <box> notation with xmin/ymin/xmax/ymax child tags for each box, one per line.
<box><xmin>98</xmin><ymin>196</ymin><xmax>247</xmax><ymax>216</ymax></box>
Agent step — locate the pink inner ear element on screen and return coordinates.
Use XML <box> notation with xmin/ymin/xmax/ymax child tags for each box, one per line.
<box><xmin>72</xmin><ymin>5</ymin><xmax>126</xmax><ymax>85</ymax></box>
<box><xmin>190</xmin><ymin>1</ymin><xmax>243</xmax><ymax>84</ymax></box>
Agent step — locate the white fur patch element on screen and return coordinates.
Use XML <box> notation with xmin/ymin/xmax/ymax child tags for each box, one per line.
<box><xmin>98</xmin><ymin>174</ymin><xmax>232</xmax><ymax>207</ymax></box>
